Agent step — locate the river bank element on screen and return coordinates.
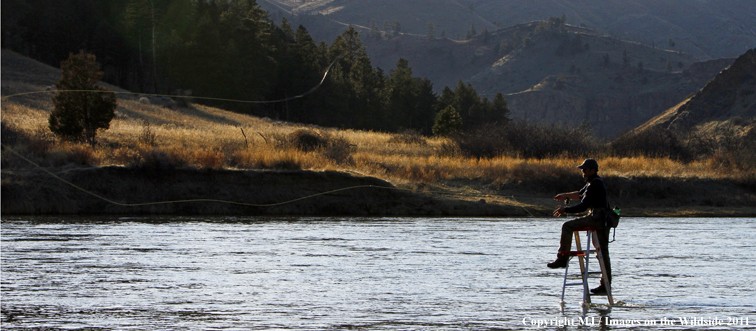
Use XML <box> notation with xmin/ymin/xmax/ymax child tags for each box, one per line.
<box><xmin>2</xmin><ymin>166</ymin><xmax>754</xmax><ymax>217</ymax></box>
<box><xmin>0</xmin><ymin>166</ymin><xmax>527</xmax><ymax>216</ymax></box>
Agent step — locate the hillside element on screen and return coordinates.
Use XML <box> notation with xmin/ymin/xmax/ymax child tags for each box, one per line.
<box><xmin>364</xmin><ymin>22</ymin><xmax>729</xmax><ymax>138</ymax></box>
<box><xmin>261</xmin><ymin>0</ymin><xmax>756</xmax><ymax>60</ymax></box>
<box><xmin>631</xmin><ymin>48</ymin><xmax>756</xmax><ymax>145</ymax></box>
<box><xmin>260</xmin><ymin>2</ymin><xmax>740</xmax><ymax>138</ymax></box>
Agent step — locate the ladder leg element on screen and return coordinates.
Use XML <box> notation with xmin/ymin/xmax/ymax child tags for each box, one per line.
<box><xmin>561</xmin><ymin>258</ymin><xmax>570</xmax><ymax>303</ymax></box>
<box><xmin>582</xmin><ymin>230</ymin><xmax>592</xmax><ymax>305</ymax></box>
<box><xmin>593</xmin><ymin>231</ymin><xmax>614</xmax><ymax>305</ymax></box>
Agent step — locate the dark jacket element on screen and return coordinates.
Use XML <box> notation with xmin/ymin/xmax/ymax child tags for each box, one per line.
<box><xmin>565</xmin><ymin>174</ymin><xmax>609</xmax><ymax>214</ymax></box>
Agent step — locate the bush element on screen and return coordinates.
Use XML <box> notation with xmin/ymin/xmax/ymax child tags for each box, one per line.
<box><xmin>322</xmin><ymin>135</ymin><xmax>355</xmax><ymax>165</ymax></box>
<box><xmin>48</xmin><ymin>143</ymin><xmax>99</xmax><ymax>166</ymax></box>
<box><xmin>284</xmin><ymin>129</ymin><xmax>354</xmax><ymax>164</ymax></box>
<box><xmin>287</xmin><ymin>129</ymin><xmax>328</xmax><ymax>152</ymax></box>
<box><xmin>453</xmin><ymin>121</ymin><xmax>599</xmax><ymax>159</ymax></box>
<box><xmin>610</xmin><ymin>127</ymin><xmax>691</xmax><ymax>160</ymax></box>
<box><xmin>1</xmin><ymin>122</ymin><xmax>21</xmax><ymax>146</ymax></box>
<box><xmin>388</xmin><ymin>129</ymin><xmax>428</xmax><ymax>145</ymax></box>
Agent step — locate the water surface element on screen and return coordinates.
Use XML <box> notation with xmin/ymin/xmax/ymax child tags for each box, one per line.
<box><xmin>2</xmin><ymin>217</ymin><xmax>754</xmax><ymax>330</ymax></box>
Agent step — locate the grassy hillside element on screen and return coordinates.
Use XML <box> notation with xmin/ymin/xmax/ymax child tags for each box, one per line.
<box><xmin>2</xmin><ymin>49</ymin><xmax>754</xmax><ymax>216</ymax></box>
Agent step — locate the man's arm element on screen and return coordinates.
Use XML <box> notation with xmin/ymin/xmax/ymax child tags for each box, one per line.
<box><xmin>554</xmin><ymin>192</ymin><xmax>581</xmax><ymax>202</ymax></box>
<box><xmin>553</xmin><ymin>191</ymin><xmax>580</xmax><ymax>217</ymax></box>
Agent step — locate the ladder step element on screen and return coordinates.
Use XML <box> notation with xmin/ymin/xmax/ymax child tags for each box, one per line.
<box><xmin>565</xmin><ymin>282</ymin><xmax>587</xmax><ymax>286</ymax></box>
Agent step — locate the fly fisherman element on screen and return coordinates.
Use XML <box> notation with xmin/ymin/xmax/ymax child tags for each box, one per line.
<box><xmin>547</xmin><ymin>158</ymin><xmax>611</xmax><ymax>295</ymax></box>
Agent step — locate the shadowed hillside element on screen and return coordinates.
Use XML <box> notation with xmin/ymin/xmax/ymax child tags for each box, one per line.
<box><xmin>261</xmin><ymin>0</ymin><xmax>756</xmax><ymax>60</ymax></box>
<box><xmin>259</xmin><ymin>2</ymin><xmax>740</xmax><ymax>138</ymax></box>
<box><xmin>612</xmin><ymin>48</ymin><xmax>755</xmax><ymax>169</ymax></box>
<box><xmin>629</xmin><ymin>48</ymin><xmax>756</xmax><ymax>146</ymax></box>
<box><xmin>363</xmin><ymin>22</ymin><xmax>730</xmax><ymax>138</ymax></box>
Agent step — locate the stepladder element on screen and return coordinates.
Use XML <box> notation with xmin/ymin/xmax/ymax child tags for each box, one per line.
<box><xmin>560</xmin><ymin>226</ymin><xmax>614</xmax><ymax>307</ymax></box>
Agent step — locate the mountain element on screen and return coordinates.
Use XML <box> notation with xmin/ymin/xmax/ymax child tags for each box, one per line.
<box><xmin>260</xmin><ymin>0</ymin><xmax>756</xmax><ymax>60</ymax></box>
<box><xmin>259</xmin><ymin>1</ymin><xmax>747</xmax><ymax>138</ymax></box>
<box><xmin>632</xmin><ymin>48</ymin><xmax>756</xmax><ymax>141</ymax></box>
<box><xmin>463</xmin><ymin>22</ymin><xmax>732</xmax><ymax>138</ymax></box>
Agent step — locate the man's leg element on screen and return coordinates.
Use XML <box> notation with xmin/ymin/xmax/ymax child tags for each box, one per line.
<box><xmin>548</xmin><ymin>215</ymin><xmax>594</xmax><ymax>268</ymax></box>
<box><xmin>558</xmin><ymin>214</ymin><xmax>595</xmax><ymax>253</ymax></box>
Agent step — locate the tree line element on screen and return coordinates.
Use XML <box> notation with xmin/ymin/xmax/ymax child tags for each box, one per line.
<box><xmin>3</xmin><ymin>0</ymin><xmax>510</xmax><ymax>135</ymax></box>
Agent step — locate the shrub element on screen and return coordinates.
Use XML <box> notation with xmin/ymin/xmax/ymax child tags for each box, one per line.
<box><xmin>453</xmin><ymin>121</ymin><xmax>599</xmax><ymax>159</ymax></box>
<box><xmin>322</xmin><ymin>135</ymin><xmax>355</xmax><ymax>165</ymax></box>
<box><xmin>388</xmin><ymin>129</ymin><xmax>428</xmax><ymax>145</ymax></box>
<box><xmin>284</xmin><ymin>129</ymin><xmax>355</xmax><ymax>164</ymax></box>
<box><xmin>287</xmin><ymin>129</ymin><xmax>328</xmax><ymax>152</ymax></box>
<box><xmin>610</xmin><ymin>127</ymin><xmax>691</xmax><ymax>160</ymax></box>
<box><xmin>138</xmin><ymin>120</ymin><xmax>157</xmax><ymax>146</ymax></box>
<box><xmin>1</xmin><ymin>122</ymin><xmax>21</xmax><ymax>146</ymax></box>
<box><xmin>49</xmin><ymin>143</ymin><xmax>99</xmax><ymax>166</ymax></box>
<box><xmin>191</xmin><ymin>148</ymin><xmax>224</xmax><ymax>169</ymax></box>
<box><xmin>130</xmin><ymin>148</ymin><xmax>187</xmax><ymax>170</ymax></box>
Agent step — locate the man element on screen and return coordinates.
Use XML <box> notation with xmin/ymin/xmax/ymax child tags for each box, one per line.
<box><xmin>547</xmin><ymin>158</ymin><xmax>612</xmax><ymax>295</ymax></box>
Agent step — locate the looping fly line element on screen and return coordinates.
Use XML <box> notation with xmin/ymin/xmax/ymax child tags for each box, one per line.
<box><xmin>1</xmin><ymin>55</ymin><xmax>344</xmax><ymax>105</ymax></box>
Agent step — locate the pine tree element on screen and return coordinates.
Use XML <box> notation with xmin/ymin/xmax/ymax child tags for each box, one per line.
<box><xmin>490</xmin><ymin>92</ymin><xmax>511</xmax><ymax>124</ymax></box>
<box><xmin>433</xmin><ymin>105</ymin><xmax>463</xmax><ymax>136</ymax></box>
<box><xmin>49</xmin><ymin>51</ymin><xmax>117</xmax><ymax>146</ymax></box>
<box><xmin>387</xmin><ymin>58</ymin><xmax>418</xmax><ymax>130</ymax></box>
<box><xmin>426</xmin><ymin>22</ymin><xmax>436</xmax><ymax>40</ymax></box>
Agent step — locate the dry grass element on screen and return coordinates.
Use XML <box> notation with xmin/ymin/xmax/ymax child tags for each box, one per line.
<box><xmin>2</xmin><ymin>48</ymin><xmax>750</xmax><ymax>208</ymax></box>
<box><xmin>1</xmin><ymin>93</ymin><xmax>744</xmax><ymax>185</ymax></box>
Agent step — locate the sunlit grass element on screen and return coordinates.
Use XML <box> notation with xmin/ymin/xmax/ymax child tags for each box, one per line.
<box><xmin>1</xmin><ymin>91</ymin><xmax>744</xmax><ymax>190</ymax></box>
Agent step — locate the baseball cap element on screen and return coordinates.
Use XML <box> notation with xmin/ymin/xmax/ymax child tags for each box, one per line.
<box><xmin>577</xmin><ymin>158</ymin><xmax>599</xmax><ymax>170</ymax></box>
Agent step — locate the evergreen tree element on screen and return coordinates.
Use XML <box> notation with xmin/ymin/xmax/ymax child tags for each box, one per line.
<box><xmin>433</xmin><ymin>105</ymin><xmax>463</xmax><ymax>136</ymax></box>
<box><xmin>349</xmin><ymin>55</ymin><xmax>383</xmax><ymax>129</ymax></box>
<box><xmin>426</xmin><ymin>22</ymin><xmax>436</xmax><ymax>40</ymax></box>
<box><xmin>414</xmin><ymin>77</ymin><xmax>438</xmax><ymax>134</ymax></box>
<box><xmin>466</xmin><ymin>24</ymin><xmax>477</xmax><ymax>40</ymax></box>
<box><xmin>480</xmin><ymin>27</ymin><xmax>490</xmax><ymax>44</ymax></box>
<box><xmin>438</xmin><ymin>86</ymin><xmax>455</xmax><ymax>109</ymax></box>
<box><xmin>49</xmin><ymin>51</ymin><xmax>117</xmax><ymax>146</ymax></box>
<box><xmin>392</xmin><ymin>20</ymin><xmax>402</xmax><ymax>36</ymax></box>
<box><xmin>125</xmin><ymin>0</ymin><xmax>155</xmax><ymax>91</ymax></box>
<box><xmin>451</xmin><ymin>80</ymin><xmax>483</xmax><ymax>129</ymax></box>
<box><xmin>489</xmin><ymin>92</ymin><xmax>511</xmax><ymax>124</ymax></box>
<box><xmin>387</xmin><ymin>58</ymin><xmax>418</xmax><ymax>130</ymax></box>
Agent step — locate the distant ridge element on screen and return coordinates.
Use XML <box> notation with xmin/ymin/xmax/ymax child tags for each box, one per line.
<box><xmin>259</xmin><ymin>2</ymin><xmax>739</xmax><ymax>138</ymax></box>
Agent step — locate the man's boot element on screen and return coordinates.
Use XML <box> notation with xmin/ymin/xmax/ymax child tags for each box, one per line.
<box><xmin>591</xmin><ymin>280</ymin><xmax>609</xmax><ymax>294</ymax></box>
<box><xmin>547</xmin><ymin>253</ymin><xmax>570</xmax><ymax>269</ymax></box>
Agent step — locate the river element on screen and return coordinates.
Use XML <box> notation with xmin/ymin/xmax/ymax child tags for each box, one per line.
<box><xmin>1</xmin><ymin>217</ymin><xmax>754</xmax><ymax>330</ymax></box>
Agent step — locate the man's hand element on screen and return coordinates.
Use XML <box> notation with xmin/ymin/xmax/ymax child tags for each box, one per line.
<box><xmin>554</xmin><ymin>193</ymin><xmax>567</xmax><ymax>201</ymax></box>
<box><xmin>553</xmin><ymin>205</ymin><xmax>566</xmax><ymax>217</ymax></box>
